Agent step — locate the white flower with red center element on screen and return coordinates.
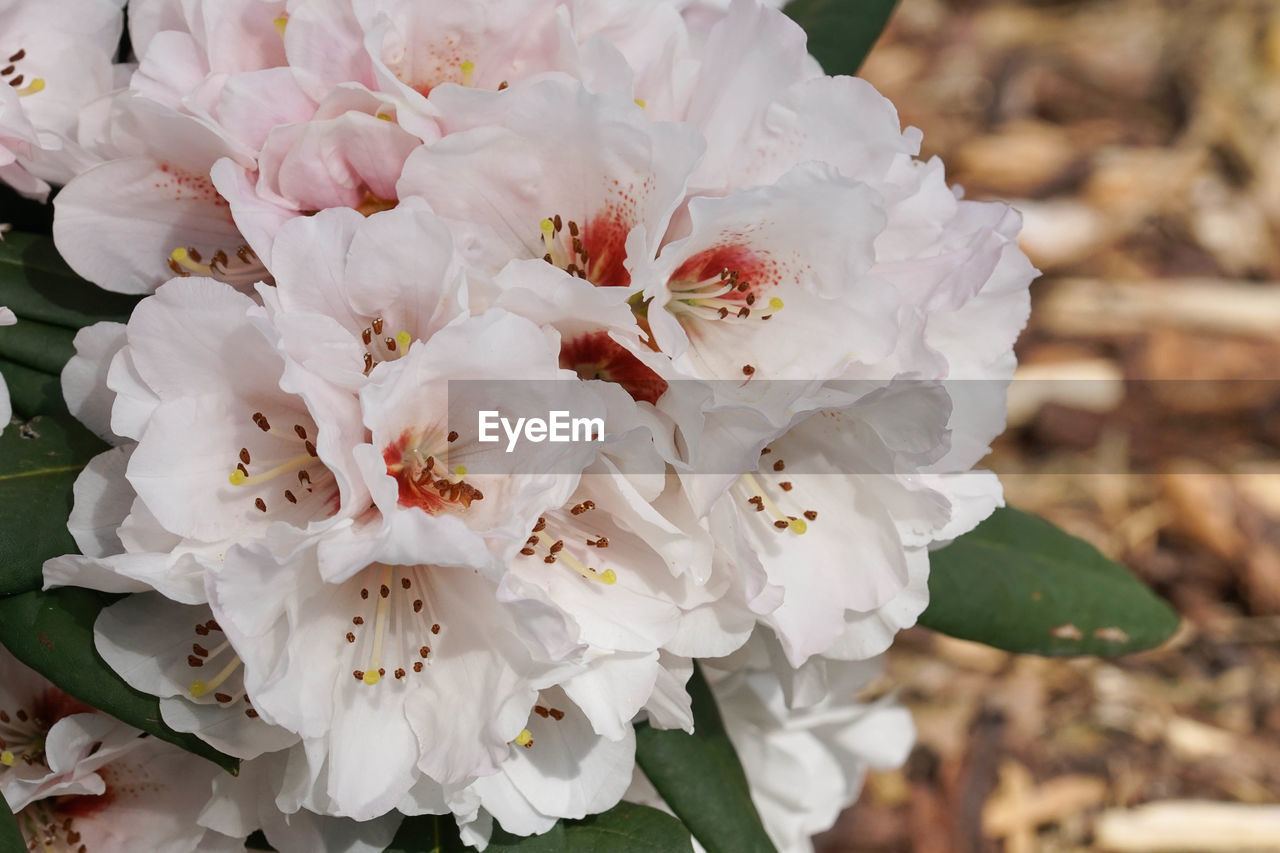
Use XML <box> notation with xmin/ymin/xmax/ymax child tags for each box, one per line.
<box><xmin>0</xmin><ymin>646</ymin><xmax>242</xmax><ymax>853</ymax></box>
<box><xmin>397</xmin><ymin>78</ymin><xmax>702</xmax><ymax>288</ymax></box>
<box><xmin>45</xmin><ymin>275</ymin><xmax>369</xmax><ymax>604</ymax></box>
<box><xmin>0</xmin><ymin>0</ymin><xmax>126</xmax><ymax>200</ymax></box>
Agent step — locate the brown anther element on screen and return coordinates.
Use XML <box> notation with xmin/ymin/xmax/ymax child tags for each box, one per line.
<box><xmin>360</xmin><ymin>588</ymin><xmax>369</xmax><ymax>600</ymax></box>
<box><xmin>772</xmin><ymin>459</ymin><xmax>785</xmax><ymax>472</ymax></box>
<box><xmin>718</xmin><ymin>307</ymin><xmax>730</xmax><ymax>319</ymax></box>
<box><xmin>413</xmin><ymin>599</ymin><xmax>423</xmax><ymax>612</ymax></box>
<box><xmin>236</xmin><ymin>462</ymin><xmax>248</xmax><ymax>477</ymax></box>
<box><xmin>737</xmin><ymin>307</ymin><xmax>750</xmax><ymax>318</ymax></box>
<box><xmin>253</xmin><ymin>412</ymin><xmax>270</xmax><ymax>431</ymax></box>
<box><xmin>431</xmin><ymin>623</ymin><xmax>440</xmax><ymax>634</ymax></box>
<box><xmin>298</xmin><ymin>471</ymin><xmax>312</xmax><ymax>486</ymax></box>
<box><xmin>498</xmin><ymin>80</ymin><xmax>509</xmax><ymax>90</ymax></box>
<box><xmin>207</xmin><ymin>620</ymin><xmax>221</xmax><ymax>632</ymax></box>
<box><xmin>284</xmin><ymin>490</ymin><xmax>297</xmax><ymax>503</ymax></box>
<box><xmin>395</xmin><ymin>668</ymin><xmax>406</xmax><ymax>679</ymax></box>
<box><xmin>544</xmin><ymin>555</ymin><xmax>556</xmax><ymax>564</ymax></box>
<box><xmin>523</xmin><ymin>740</ymin><xmax>533</xmax><ymax>749</ymax></box>
<box><xmin>419</xmin><ymin>646</ymin><xmax>430</xmax><ymax>657</ymax></box>
<box><xmin>245</xmin><ymin>709</ymin><xmax>259</xmax><ymax>718</ymax></box>
<box><xmin>192</xmin><ymin>643</ymin><xmax>209</xmax><ymax>657</ymax></box>
<box><xmin>568</xmin><ymin>220</ymin><xmax>579</xmax><ymax>236</ymax></box>
<box><xmin>401</xmin><ymin>577</ymin><xmax>411</xmax><ymax>589</ymax></box>
<box><xmin>744</xmin><ymin>291</ymin><xmax>755</xmax><ymax>302</ymax></box>
<box><xmin>305</xmin><ymin>440</ymin><xmax>317</xmax><ymax>457</ymax></box>
<box><xmin>380</xmin><ymin>584</ymin><xmax>390</xmax><ymax>598</ymax></box>
<box><xmin>773</xmin><ymin>520</ymin><xmax>789</xmax><ymax>529</ymax></box>
<box><xmin>214</xmin><ymin>693</ymin><xmax>233</xmax><ymax>704</ymax></box>
<box><xmin>353</xmin><ymin>616</ymin><xmax>364</xmax><ymax>625</ymax></box>
<box><xmin>255</xmin><ymin>498</ymin><xmax>267</xmax><ymax>512</ymax></box>
<box><xmin>237</xmin><ymin>246</ymin><xmax>255</xmax><ymax>264</ymax></box>
<box><xmin>549</xmin><ymin>539</ymin><xmax>564</xmax><ymax>553</ymax></box>
<box><xmin>371</xmin><ymin>317</ymin><xmax>384</xmax><ymax>334</ymax></box>
<box><xmin>385</xmin><ymin>336</ymin><xmax>397</xmax><ymax>351</ymax></box>
<box><xmin>187</xmin><ymin>655</ymin><xmax>204</xmax><ymax>667</ymax></box>
<box><xmin>742</xmin><ymin>364</ymin><xmax>755</xmax><ymax>376</ymax></box>
<box><xmin>378</xmin><ymin>668</ymin><xmax>385</xmax><ymax>676</ymax></box>
<box><xmin>553</xmin><ymin>214</ymin><xmax>562</xmax><ymax>232</ymax></box>
<box><xmin>533</xmin><ymin>517</ymin><xmax>547</xmax><ymax>532</ymax></box>
<box><xmin>779</xmin><ymin>481</ymin><xmax>793</xmax><ymax>491</ymax></box>
<box><xmin>195</xmin><ymin>624</ymin><xmax>209</xmax><ymax>636</ymax></box>
<box><xmin>353</xmin><ymin>671</ymin><xmax>364</xmax><ymax>680</ymax></box>
<box><xmin>595</xmin><ymin>536</ymin><xmax>609</xmax><ymax>548</ymax></box>
<box><xmin>549</xmin><ymin>708</ymin><xmax>565</xmax><ymax>721</ymax></box>
<box><xmin>363</xmin><ymin>353</ymin><xmax>374</xmax><ymax>374</ymax></box>
<box><xmin>8</xmin><ymin>49</ymin><xmax>24</xmax><ymax>61</ymax></box>
<box><xmin>413</xmin><ymin>662</ymin><xmax>423</xmax><ymax>672</ymax></box>
<box><xmin>520</xmin><ymin>547</ymin><xmax>536</xmax><ymax>556</ymax></box>
<box><xmin>362</xmin><ymin>328</ymin><xmax>373</xmax><ymax>345</ymax></box>
<box><xmin>447</xmin><ymin>430</ymin><xmax>459</xmax><ymax>442</ymax></box>
<box><xmin>239</xmin><ymin>448</ymin><xmax>251</xmax><ymax>465</ymax></box>
<box><xmin>294</xmin><ymin>424</ymin><xmax>308</xmax><ymax>439</ymax></box>
<box><xmin>534</xmin><ymin>705</ymin><xmax>549</xmax><ymax>717</ymax></box>
<box><xmin>346</xmin><ymin>632</ymin><xmax>355</xmax><ymax>643</ymax></box>
<box><xmin>804</xmin><ymin>510</ymin><xmax>817</xmax><ymax>521</ymax></box>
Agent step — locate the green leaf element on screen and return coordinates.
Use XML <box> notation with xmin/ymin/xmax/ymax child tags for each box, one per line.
<box><xmin>0</xmin><ymin>789</ymin><xmax>24</xmax><ymax>853</ymax></box>
<box><xmin>0</xmin><ymin>587</ymin><xmax>240</xmax><ymax>774</ymax></box>
<box><xmin>783</xmin><ymin>0</ymin><xmax>898</xmax><ymax>76</ymax></box>
<box><xmin>634</xmin><ymin>665</ymin><xmax>774</xmax><ymax>853</ymax></box>
<box><xmin>920</xmin><ymin>506</ymin><xmax>1181</xmax><ymax>656</ymax></box>
<box><xmin>0</xmin><ymin>232</ymin><xmax>139</xmax><ymax>330</ymax></box>
<box><xmin>388</xmin><ymin>803</ymin><xmax>692</xmax><ymax>853</ymax></box>
<box><xmin>0</xmin><ymin>411</ymin><xmax>107</xmax><ymax>596</ymax></box>
<box><xmin>0</xmin><ymin>317</ymin><xmax>76</xmax><ymax>377</ymax></box>
<box><xmin>0</xmin><ymin>358</ymin><xmax>66</xmax><ymax>418</ymax></box>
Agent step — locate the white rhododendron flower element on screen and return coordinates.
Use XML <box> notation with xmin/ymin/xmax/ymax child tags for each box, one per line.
<box><xmin>8</xmin><ymin>0</ymin><xmax>1041</xmax><ymax>846</ymax></box>
<box><xmin>0</xmin><ymin>0</ymin><xmax>126</xmax><ymax>199</ymax></box>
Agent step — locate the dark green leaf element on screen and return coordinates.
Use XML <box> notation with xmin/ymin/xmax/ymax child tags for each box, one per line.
<box><xmin>0</xmin><ymin>317</ymin><xmax>76</xmax><ymax>376</ymax></box>
<box><xmin>0</xmin><ymin>358</ymin><xmax>65</xmax><ymax>418</ymax></box>
<box><xmin>386</xmin><ymin>814</ymin><xmax>471</xmax><ymax>853</ymax></box>
<box><xmin>388</xmin><ymin>803</ymin><xmax>692</xmax><ymax>853</ymax></box>
<box><xmin>784</xmin><ymin>0</ymin><xmax>898</xmax><ymax>76</ymax></box>
<box><xmin>0</xmin><ymin>412</ymin><xmax>107</xmax><ymax>595</ymax></box>
<box><xmin>0</xmin><ymin>587</ymin><xmax>239</xmax><ymax>773</ymax></box>
<box><xmin>634</xmin><ymin>665</ymin><xmax>774</xmax><ymax>853</ymax></box>
<box><xmin>0</xmin><ymin>231</ymin><xmax>139</xmax><ymax>330</ymax></box>
<box><xmin>920</xmin><ymin>506</ymin><xmax>1181</xmax><ymax>656</ymax></box>
<box><xmin>0</xmin><ymin>789</ymin><xmax>24</xmax><ymax>853</ymax></box>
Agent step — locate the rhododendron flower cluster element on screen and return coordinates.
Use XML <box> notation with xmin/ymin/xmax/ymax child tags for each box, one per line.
<box><xmin>0</xmin><ymin>0</ymin><xmax>1035</xmax><ymax>850</ymax></box>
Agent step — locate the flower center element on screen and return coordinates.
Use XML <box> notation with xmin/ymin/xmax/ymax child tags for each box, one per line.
<box><xmin>227</xmin><ymin>411</ymin><xmax>336</xmax><ymax>519</ymax></box>
<box><xmin>185</xmin><ymin>618</ymin><xmax>258</xmax><ymax>719</ymax></box>
<box><xmin>517</xmin><ymin>509</ymin><xmax>617</xmax><ymax>585</ymax></box>
<box><xmin>167</xmin><ymin>244</ymin><xmax>266</xmax><ymax>289</ymax></box>
<box><xmin>737</xmin><ymin>450</ymin><xmax>816</xmax><ymax>535</ymax></box>
<box><xmin>359</xmin><ymin>315</ymin><xmax>412</xmax><ymax>376</ymax></box>
<box><xmin>559</xmin><ymin>330</ymin><xmax>667</xmax><ymax>405</ymax></box>
<box><xmin>345</xmin><ymin>565</ymin><xmax>444</xmax><ymax>686</ymax></box>
<box><xmin>1</xmin><ymin>49</ymin><xmax>45</xmax><ymax>97</ymax></box>
<box><xmin>666</xmin><ymin>247</ymin><xmax>784</xmax><ymax>324</ymax></box>
<box><xmin>383</xmin><ymin>429</ymin><xmax>484</xmax><ymax>514</ymax></box>
<box><xmin>537</xmin><ymin>211</ymin><xmax>631</xmax><ymax>287</ymax></box>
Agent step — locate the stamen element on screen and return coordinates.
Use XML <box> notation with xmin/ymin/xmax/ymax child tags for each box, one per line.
<box><xmin>514</xmin><ymin>729</ymin><xmax>533</xmax><ymax>748</ymax></box>
<box><xmin>169</xmin><ymin>247</ymin><xmax>213</xmax><ymax>276</ymax></box>
<box><xmin>189</xmin><ymin>655</ymin><xmax>243</xmax><ymax>698</ymax></box>
<box><xmin>362</xmin><ymin>565</ymin><xmax>393</xmax><ymax>685</ymax></box>
<box><xmin>739</xmin><ymin>472</ymin><xmax>807</xmax><ymax>534</ymax></box>
<box><xmin>534</xmin><ymin>531</ymin><xmax>615</xmax><ymax>584</ymax></box>
<box><xmin>229</xmin><ymin>453</ymin><xmax>313</xmax><ymax>486</ymax></box>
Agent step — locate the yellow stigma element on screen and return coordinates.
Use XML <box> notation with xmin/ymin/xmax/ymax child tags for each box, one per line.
<box><xmin>375</xmin><ymin>111</ymin><xmax>394</xmax><ymax>122</ymax></box>
<box><xmin>514</xmin><ymin>729</ymin><xmax>533</xmax><ymax>747</ymax></box>
<box><xmin>459</xmin><ymin>60</ymin><xmax>476</xmax><ymax>86</ymax></box>
<box><xmin>189</xmin><ymin>680</ymin><xmax>209</xmax><ymax>698</ymax></box>
<box><xmin>454</xmin><ymin>465</ymin><xmax>467</xmax><ymax>477</ymax></box>
<box><xmin>229</xmin><ymin>469</ymin><xmax>247</xmax><ymax>485</ymax></box>
<box><xmin>788</xmin><ymin>518</ymin><xmax>807</xmax><ymax>535</ymax></box>
<box><xmin>362</xmin><ymin>670</ymin><xmax>381</xmax><ymax>685</ymax></box>
<box><xmin>16</xmin><ymin>78</ymin><xmax>45</xmax><ymax>97</ymax></box>
<box><xmin>634</xmin><ymin>98</ymin><xmax>647</xmax><ymax>108</ymax></box>
<box><xmin>0</xmin><ymin>751</ymin><xmax>13</xmax><ymax>766</ymax></box>
<box><xmin>599</xmin><ymin>569</ymin><xmax>617</xmax><ymax>585</ymax></box>
<box><xmin>170</xmin><ymin>246</ymin><xmax>213</xmax><ymax>276</ymax></box>
<box><xmin>768</xmin><ymin>297</ymin><xmax>784</xmax><ymax>312</ymax></box>
<box><xmin>273</xmin><ymin>15</ymin><xmax>288</xmax><ymax>36</ymax></box>
<box><xmin>395</xmin><ymin>331</ymin><xmax>411</xmax><ymax>351</ymax></box>
<box><xmin>540</xmin><ymin>218</ymin><xmax>555</xmax><ymax>237</ymax></box>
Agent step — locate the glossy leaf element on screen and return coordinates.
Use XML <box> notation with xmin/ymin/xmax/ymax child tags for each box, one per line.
<box><xmin>0</xmin><ymin>358</ymin><xmax>65</xmax><ymax>418</ymax></box>
<box><xmin>0</xmin><ymin>411</ymin><xmax>106</xmax><ymax>595</ymax></box>
<box><xmin>0</xmin><ymin>317</ymin><xmax>76</xmax><ymax>377</ymax></box>
<box><xmin>634</xmin><ymin>665</ymin><xmax>774</xmax><ymax>853</ymax></box>
<box><xmin>0</xmin><ymin>231</ymin><xmax>138</xmax><ymax>330</ymax></box>
<box><xmin>0</xmin><ymin>587</ymin><xmax>239</xmax><ymax>773</ymax></box>
<box><xmin>783</xmin><ymin>0</ymin><xmax>898</xmax><ymax>76</ymax></box>
<box><xmin>0</xmin><ymin>791</ymin><xmax>23</xmax><ymax>853</ymax></box>
<box><xmin>386</xmin><ymin>814</ymin><xmax>471</xmax><ymax>853</ymax></box>
<box><xmin>920</xmin><ymin>506</ymin><xmax>1181</xmax><ymax>656</ymax></box>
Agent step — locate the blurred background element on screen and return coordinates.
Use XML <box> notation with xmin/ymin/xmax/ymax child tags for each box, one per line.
<box><xmin>829</xmin><ymin>0</ymin><xmax>1280</xmax><ymax>850</ymax></box>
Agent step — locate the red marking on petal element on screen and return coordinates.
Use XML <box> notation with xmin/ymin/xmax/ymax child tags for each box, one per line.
<box><xmin>582</xmin><ymin>209</ymin><xmax>632</xmax><ymax>288</ymax></box>
<box><xmin>672</xmin><ymin>244</ymin><xmax>779</xmax><ymax>304</ymax></box>
<box><xmin>560</xmin><ymin>331</ymin><xmax>667</xmax><ymax>404</ymax></box>
<box><xmin>383</xmin><ymin>431</ymin><xmax>446</xmax><ymax>514</ymax></box>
